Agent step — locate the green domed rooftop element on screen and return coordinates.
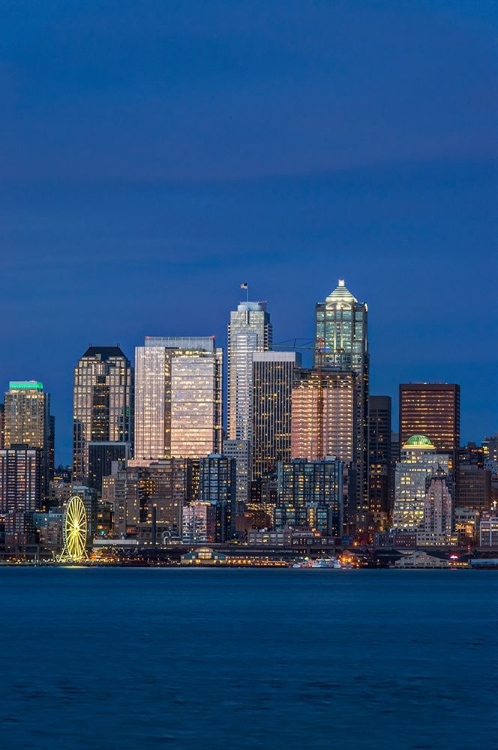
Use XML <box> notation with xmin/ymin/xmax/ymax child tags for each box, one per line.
<box><xmin>403</xmin><ymin>434</ymin><xmax>435</xmax><ymax>449</ymax></box>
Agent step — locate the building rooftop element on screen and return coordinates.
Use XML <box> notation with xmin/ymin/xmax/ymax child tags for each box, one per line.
<box><xmin>144</xmin><ymin>336</ymin><xmax>216</xmax><ymax>351</ymax></box>
<box><xmin>82</xmin><ymin>346</ymin><xmax>127</xmax><ymax>360</ymax></box>
<box><xmin>8</xmin><ymin>380</ymin><xmax>44</xmax><ymax>391</ymax></box>
<box><xmin>404</xmin><ymin>434</ymin><xmax>436</xmax><ymax>449</ymax></box>
<box><xmin>236</xmin><ymin>301</ymin><xmax>267</xmax><ymax>313</ymax></box>
<box><xmin>325</xmin><ymin>279</ymin><xmax>358</xmax><ymax>305</ymax></box>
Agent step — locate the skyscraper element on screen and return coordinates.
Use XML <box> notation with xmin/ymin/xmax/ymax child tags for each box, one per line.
<box><xmin>291</xmin><ymin>369</ymin><xmax>356</xmax><ymax>465</ymax></box>
<box><xmin>315</xmin><ymin>280</ymin><xmax>369</xmax><ymax>515</ymax></box>
<box><xmin>198</xmin><ymin>453</ymin><xmax>236</xmax><ymax>542</ymax></box>
<box><xmin>399</xmin><ymin>383</ymin><xmax>460</xmax><ymax>468</ymax></box>
<box><xmin>228</xmin><ymin>301</ymin><xmax>272</xmax><ymax>442</ymax></box>
<box><xmin>252</xmin><ymin>352</ymin><xmax>301</xmax><ymax>481</ymax></box>
<box><xmin>368</xmin><ymin>396</ymin><xmax>392</xmax><ymax>528</ymax></box>
<box><xmin>4</xmin><ymin>380</ymin><xmax>53</xmax><ymax>496</ymax></box>
<box><xmin>134</xmin><ymin>337</ymin><xmax>222</xmax><ymax>460</ymax></box>
<box><xmin>73</xmin><ymin>346</ymin><xmax>133</xmax><ymax>482</ymax></box>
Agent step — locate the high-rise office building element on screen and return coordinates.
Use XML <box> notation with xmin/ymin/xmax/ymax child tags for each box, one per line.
<box><xmin>315</xmin><ymin>280</ymin><xmax>369</xmax><ymax>515</ymax></box>
<box><xmin>368</xmin><ymin>396</ymin><xmax>392</xmax><ymax>527</ymax></box>
<box><xmin>4</xmin><ymin>381</ymin><xmax>48</xmax><ymax>449</ymax></box>
<box><xmin>134</xmin><ymin>337</ymin><xmax>222</xmax><ymax>460</ymax></box>
<box><xmin>0</xmin><ymin>446</ymin><xmax>43</xmax><ymax>513</ymax></box>
<box><xmin>227</xmin><ymin>301</ymin><xmax>272</xmax><ymax>514</ymax></box>
<box><xmin>252</xmin><ymin>352</ymin><xmax>301</xmax><ymax>481</ymax></box>
<box><xmin>291</xmin><ymin>370</ymin><xmax>355</xmax><ymax>465</ymax></box>
<box><xmin>198</xmin><ymin>453</ymin><xmax>236</xmax><ymax>542</ymax></box>
<box><xmin>399</xmin><ymin>383</ymin><xmax>460</xmax><ymax>468</ymax></box>
<box><xmin>3</xmin><ymin>381</ymin><xmax>53</xmax><ymax>495</ymax></box>
<box><xmin>274</xmin><ymin>457</ymin><xmax>343</xmax><ymax>536</ymax></box>
<box><xmin>227</xmin><ymin>301</ymin><xmax>272</xmax><ymax>442</ymax></box>
<box><xmin>392</xmin><ymin>435</ymin><xmax>449</xmax><ymax>531</ymax></box>
<box><xmin>73</xmin><ymin>346</ymin><xmax>133</xmax><ymax>482</ymax></box>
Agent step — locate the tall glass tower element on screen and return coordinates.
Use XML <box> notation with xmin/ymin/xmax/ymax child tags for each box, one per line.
<box><xmin>134</xmin><ymin>337</ymin><xmax>223</xmax><ymax>461</ymax></box>
<box><xmin>73</xmin><ymin>346</ymin><xmax>133</xmax><ymax>482</ymax></box>
<box><xmin>252</xmin><ymin>352</ymin><xmax>301</xmax><ymax>481</ymax></box>
<box><xmin>315</xmin><ymin>280</ymin><xmax>369</xmax><ymax>519</ymax></box>
<box><xmin>228</xmin><ymin>302</ymin><xmax>272</xmax><ymax>442</ymax></box>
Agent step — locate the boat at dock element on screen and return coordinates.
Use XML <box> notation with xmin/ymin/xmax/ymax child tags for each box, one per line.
<box><xmin>292</xmin><ymin>557</ymin><xmax>342</xmax><ymax>569</ymax></box>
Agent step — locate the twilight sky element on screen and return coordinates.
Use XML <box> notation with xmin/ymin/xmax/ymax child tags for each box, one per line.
<box><xmin>0</xmin><ymin>0</ymin><xmax>497</xmax><ymax>463</ymax></box>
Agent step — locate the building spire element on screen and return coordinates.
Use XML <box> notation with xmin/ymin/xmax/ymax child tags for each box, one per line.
<box><xmin>326</xmin><ymin>279</ymin><xmax>358</xmax><ymax>304</ymax></box>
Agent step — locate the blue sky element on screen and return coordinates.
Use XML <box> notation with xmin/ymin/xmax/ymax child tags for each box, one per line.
<box><xmin>0</xmin><ymin>0</ymin><xmax>496</xmax><ymax>462</ymax></box>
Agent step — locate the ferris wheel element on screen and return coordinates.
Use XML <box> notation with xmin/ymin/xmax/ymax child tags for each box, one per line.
<box><xmin>60</xmin><ymin>495</ymin><xmax>88</xmax><ymax>562</ymax></box>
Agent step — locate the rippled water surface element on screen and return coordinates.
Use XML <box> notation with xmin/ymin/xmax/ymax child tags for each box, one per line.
<box><xmin>1</xmin><ymin>567</ymin><xmax>496</xmax><ymax>749</ymax></box>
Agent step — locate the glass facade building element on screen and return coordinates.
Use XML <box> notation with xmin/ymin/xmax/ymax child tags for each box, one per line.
<box><xmin>227</xmin><ymin>301</ymin><xmax>272</xmax><ymax>443</ymax></box>
<box><xmin>314</xmin><ymin>280</ymin><xmax>369</xmax><ymax>517</ymax></box>
<box><xmin>274</xmin><ymin>457</ymin><xmax>343</xmax><ymax>536</ymax></box>
<box><xmin>134</xmin><ymin>337</ymin><xmax>222</xmax><ymax>460</ymax></box>
<box><xmin>73</xmin><ymin>346</ymin><xmax>133</xmax><ymax>482</ymax></box>
<box><xmin>252</xmin><ymin>352</ymin><xmax>301</xmax><ymax>482</ymax></box>
<box><xmin>368</xmin><ymin>395</ymin><xmax>392</xmax><ymax>527</ymax></box>
<box><xmin>291</xmin><ymin>369</ymin><xmax>356</xmax><ymax>465</ymax></box>
<box><xmin>198</xmin><ymin>453</ymin><xmax>236</xmax><ymax>542</ymax></box>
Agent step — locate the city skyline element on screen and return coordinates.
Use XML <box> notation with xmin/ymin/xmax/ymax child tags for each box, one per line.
<box><xmin>1</xmin><ymin>2</ymin><xmax>495</xmax><ymax>464</ymax></box>
<box><xmin>0</xmin><ymin>280</ymin><xmax>494</xmax><ymax>464</ymax></box>
<box><xmin>1</xmin><ymin>4</ymin><xmax>495</xmax><ymax>748</ymax></box>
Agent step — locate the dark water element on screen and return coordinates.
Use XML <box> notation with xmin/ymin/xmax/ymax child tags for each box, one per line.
<box><xmin>0</xmin><ymin>568</ymin><xmax>496</xmax><ymax>750</ymax></box>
